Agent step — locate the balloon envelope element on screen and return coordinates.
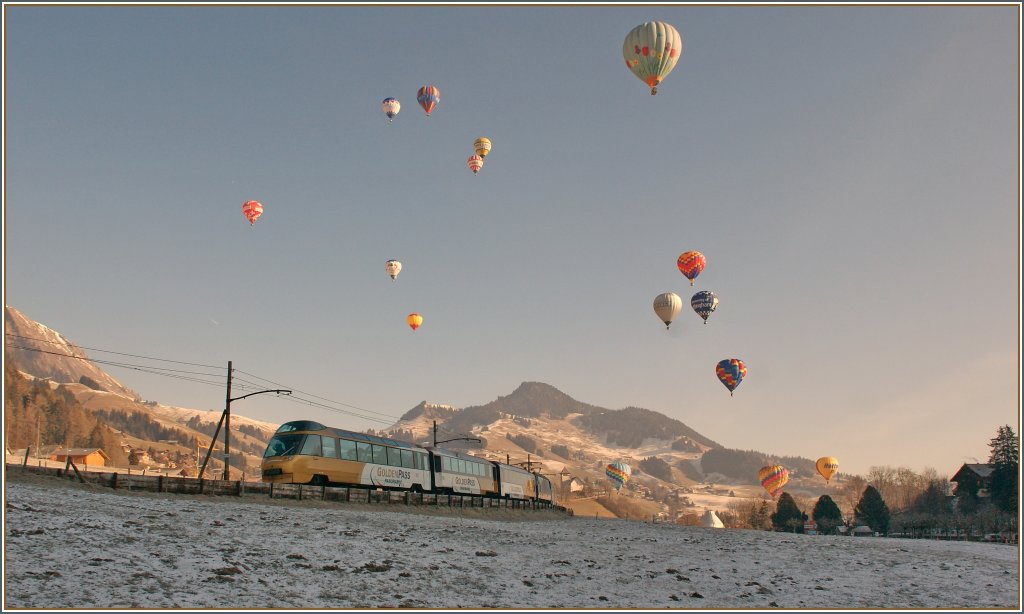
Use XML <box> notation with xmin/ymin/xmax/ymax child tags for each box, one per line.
<box><xmin>416</xmin><ymin>86</ymin><xmax>439</xmax><ymax>115</ymax></box>
<box><xmin>653</xmin><ymin>292</ymin><xmax>682</xmax><ymax>329</ymax></box>
<box><xmin>716</xmin><ymin>358</ymin><xmax>746</xmax><ymax>395</ymax></box>
<box><xmin>816</xmin><ymin>457</ymin><xmax>839</xmax><ymax>483</ymax></box>
<box><xmin>677</xmin><ymin>251</ymin><xmax>706</xmax><ymax>286</ymax></box>
<box><xmin>473</xmin><ymin>137</ymin><xmax>492</xmax><ymax>158</ymax></box>
<box><xmin>467</xmin><ymin>155</ymin><xmax>484</xmax><ymax>174</ymax></box>
<box><xmin>381</xmin><ymin>97</ymin><xmax>401</xmax><ymax>120</ymax></box>
<box><xmin>385</xmin><ymin>260</ymin><xmax>402</xmax><ymax>281</ymax></box>
<box><xmin>622</xmin><ymin>21</ymin><xmax>682</xmax><ymax>95</ymax></box>
<box><xmin>758</xmin><ymin>465</ymin><xmax>789</xmax><ymax>498</ymax></box>
<box><xmin>691</xmin><ymin>291</ymin><xmax>718</xmax><ymax>324</ymax></box>
<box><xmin>606</xmin><ymin>461</ymin><xmax>632</xmax><ymax>490</ymax></box>
<box><xmin>406</xmin><ymin>313</ymin><xmax>422</xmax><ymax>331</ymax></box>
<box><xmin>241</xmin><ymin>200</ymin><xmax>263</xmax><ymax>226</ymax></box>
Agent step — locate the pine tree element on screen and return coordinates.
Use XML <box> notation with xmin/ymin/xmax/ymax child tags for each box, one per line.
<box><xmin>811</xmin><ymin>495</ymin><xmax>844</xmax><ymax>535</ymax></box>
<box><xmin>987</xmin><ymin>425</ymin><xmax>1019</xmax><ymax>514</ymax></box>
<box><xmin>771</xmin><ymin>492</ymin><xmax>807</xmax><ymax>533</ymax></box>
<box><xmin>854</xmin><ymin>485</ymin><xmax>891</xmax><ymax>535</ymax></box>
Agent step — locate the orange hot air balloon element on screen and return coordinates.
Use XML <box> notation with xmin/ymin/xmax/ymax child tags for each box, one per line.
<box><xmin>406</xmin><ymin>313</ymin><xmax>423</xmax><ymax>331</ymax></box>
<box><xmin>816</xmin><ymin>457</ymin><xmax>839</xmax><ymax>483</ymax></box>
<box><xmin>758</xmin><ymin>465</ymin><xmax>789</xmax><ymax>498</ymax></box>
<box><xmin>677</xmin><ymin>251</ymin><xmax>705</xmax><ymax>286</ymax></box>
<box><xmin>242</xmin><ymin>200</ymin><xmax>263</xmax><ymax>226</ymax></box>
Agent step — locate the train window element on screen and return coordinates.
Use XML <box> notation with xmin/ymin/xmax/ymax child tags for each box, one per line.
<box><xmin>457</xmin><ymin>459</ymin><xmax>466</xmax><ymax>474</ymax></box>
<box><xmin>277</xmin><ymin>421</ymin><xmax>325</xmax><ymax>433</ymax></box>
<box><xmin>401</xmin><ymin>449</ymin><xmax>414</xmax><ymax>469</ymax></box>
<box><xmin>441</xmin><ymin>456</ymin><xmax>451</xmax><ymax>472</ymax></box>
<box><xmin>371</xmin><ymin>444</ymin><xmax>388</xmax><ymax>465</ymax></box>
<box><xmin>299</xmin><ymin>435</ymin><xmax>322</xmax><ymax>456</ymax></box>
<box><xmin>386</xmin><ymin>447</ymin><xmax>403</xmax><ymax>467</ymax></box>
<box><xmin>263</xmin><ymin>434</ymin><xmax>303</xmax><ymax>458</ymax></box>
<box><xmin>322</xmin><ymin>437</ymin><xmax>337</xmax><ymax>459</ymax></box>
<box><xmin>356</xmin><ymin>441</ymin><xmax>372</xmax><ymax>463</ymax></box>
<box><xmin>338</xmin><ymin>439</ymin><xmax>357</xmax><ymax>461</ymax></box>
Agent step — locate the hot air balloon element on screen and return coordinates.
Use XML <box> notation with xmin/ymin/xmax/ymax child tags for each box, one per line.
<box><xmin>467</xmin><ymin>155</ymin><xmax>484</xmax><ymax>174</ymax></box>
<box><xmin>715</xmin><ymin>358</ymin><xmax>746</xmax><ymax>396</ymax></box>
<box><xmin>406</xmin><ymin>313</ymin><xmax>423</xmax><ymax>331</ymax></box>
<box><xmin>385</xmin><ymin>260</ymin><xmax>402</xmax><ymax>281</ymax></box>
<box><xmin>758</xmin><ymin>465</ymin><xmax>789</xmax><ymax>498</ymax></box>
<box><xmin>606</xmin><ymin>461</ymin><xmax>632</xmax><ymax>491</ymax></box>
<box><xmin>473</xmin><ymin>137</ymin><xmax>492</xmax><ymax>158</ymax></box>
<box><xmin>241</xmin><ymin>200</ymin><xmax>263</xmax><ymax>226</ymax></box>
<box><xmin>416</xmin><ymin>86</ymin><xmax>440</xmax><ymax>116</ymax></box>
<box><xmin>691</xmin><ymin>290</ymin><xmax>718</xmax><ymax>324</ymax></box>
<box><xmin>677</xmin><ymin>251</ymin><xmax>705</xmax><ymax>286</ymax></box>
<box><xmin>816</xmin><ymin>457</ymin><xmax>839</xmax><ymax>484</ymax></box>
<box><xmin>653</xmin><ymin>292</ymin><xmax>682</xmax><ymax>329</ymax></box>
<box><xmin>622</xmin><ymin>21</ymin><xmax>682</xmax><ymax>95</ymax></box>
<box><xmin>381</xmin><ymin>97</ymin><xmax>401</xmax><ymax>122</ymax></box>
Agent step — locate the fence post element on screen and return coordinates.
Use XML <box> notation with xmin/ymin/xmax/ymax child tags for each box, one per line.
<box><xmin>157</xmin><ymin>475</ymin><xmax>163</xmax><ymax>493</ymax></box>
<box><xmin>269</xmin><ymin>482</ymin><xmax>274</xmax><ymax>499</ymax></box>
<box><xmin>111</xmin><ymin>472</ymin><xmax>118</xmax><ymax>489</ymax></box>
<box><xmin>22</xmin><ymin>447</ymin><xmax>30</xmax><ymax>468</ymax></box>
<box><xmin>238</xmin><ymin>480</ymin><xmax>244</xmax><ymax>497</ymax></box>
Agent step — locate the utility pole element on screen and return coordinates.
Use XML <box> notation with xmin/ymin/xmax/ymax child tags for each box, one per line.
<box><xmin>199</xmin><ymin>361</ymin><xmax>291</xmax><ymax>481</ymax></box>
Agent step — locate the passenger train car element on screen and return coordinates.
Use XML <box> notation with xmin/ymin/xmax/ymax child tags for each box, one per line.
<box><xmin>261</xmin><ymin>420</ymin><xmax>554</xmax><ymax>503</ymax></box>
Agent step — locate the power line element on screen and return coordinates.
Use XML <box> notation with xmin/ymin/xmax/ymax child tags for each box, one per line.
<box><xmin>6</xmin><ymin>338</ymin><xmax>479</xmax><ymax>441</ymax></box>
<box><xmin>4</xmin><ymin>333</ymin><xmax>224</xmax><ymax>370</ymax></box>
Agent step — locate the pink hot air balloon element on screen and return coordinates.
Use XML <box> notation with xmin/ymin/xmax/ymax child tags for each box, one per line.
<box><xmin>467</xmin><ymin>155</ymin><xmax>484</xmax><ymax>175</ymax></box>
<box><xmin>242</xmin><ymin>200</ymin><xmax>263</xmax><ymax>226</ymax></box>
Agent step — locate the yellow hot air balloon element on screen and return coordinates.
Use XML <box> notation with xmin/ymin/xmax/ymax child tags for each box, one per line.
<box><xmin>622</xmin><ymin>21</ymin><xmax>682</xmax><ymax>95</ymax></box>
<box><xmin>816</xmin><ymin>457</ymin><xmax>839</xmax><ymax>483</ymax></box>
<box><xmin>406</xmin><ymin>313</ymin><xmax>423</xmax><ymax>331</ymax></box>
<box><xmin>473</xmin><ymin>137</ymin><xmax>492</xmax><ymax>158</ymax></box>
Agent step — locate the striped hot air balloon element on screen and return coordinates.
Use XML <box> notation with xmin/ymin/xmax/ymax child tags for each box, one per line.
<box><xmin>416</xmin><ymin>85</ymin><xmax>440</xmax><ymax>116</ymax></box>
<box><xmin>467</xmin><ymin>155</ymin><xmax>484</xmax><ymax>174</ymax></box>
<box><xmin>758</xmin><ymin>465</ymin><xmax>789</xmax><ymax>498</ymax></box>
<box><xmin>473</xmin><ymin>137</ymin><xmax>492</xmax><ymax>158</ymax></box>
<box><xmin>606</xmin><ymin>461</ymin><xmax>632</xmax><ymax>491</ymax></box>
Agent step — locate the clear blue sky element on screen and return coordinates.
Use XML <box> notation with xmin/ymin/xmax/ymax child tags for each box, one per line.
<box><xmin>3</xmin><ymin>3</ymin><xmax>1020</xmax><ymax>477</ymax></box>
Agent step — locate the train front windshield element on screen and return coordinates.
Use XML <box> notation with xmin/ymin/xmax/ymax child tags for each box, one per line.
<box><xmin>263</xmin><ymin>434</ymin><xmax>305</xmax><ymax>458</ymax></box>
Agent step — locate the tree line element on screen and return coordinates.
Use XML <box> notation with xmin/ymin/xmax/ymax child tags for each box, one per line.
<box><xmin>718</xmin><ymin>425</ymin><xmax>1018</xmax><ymax>540</ymax></box>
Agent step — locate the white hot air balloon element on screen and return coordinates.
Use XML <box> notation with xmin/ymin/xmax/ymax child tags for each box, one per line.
<box><xmin>385</xmin><ymin>260</ymin><xmax>402</xmax><ymax>281</ymax></box>
<box><xmin>653</xmin><ymin>292</ymin><xmax>682</xmax><ymax>329</ymax></box>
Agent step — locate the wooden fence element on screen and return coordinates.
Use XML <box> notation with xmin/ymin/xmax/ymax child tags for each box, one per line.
<box><xmin>7</xmin><ymin>462</ymin><xmax>568</xmax><ymax>514</ymax></box>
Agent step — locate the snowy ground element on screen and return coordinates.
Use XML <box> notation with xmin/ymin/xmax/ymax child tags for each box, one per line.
<box><xmin>3</xmin><ymin>472</ymin><xmax>1020</xmax><ymax>611</ymax></box>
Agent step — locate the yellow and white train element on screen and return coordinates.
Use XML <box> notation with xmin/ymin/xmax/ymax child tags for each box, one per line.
<box><xmin>261</xmin><ymin>420</ymin><xmax>554</xmax><ymax>503</ymax></box>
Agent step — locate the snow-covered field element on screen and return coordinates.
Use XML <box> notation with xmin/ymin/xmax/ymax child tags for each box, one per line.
<box><xmin>3</xmin><ymin>472</ymin><xmax>1020</xmax><ymax>611</ymax></box>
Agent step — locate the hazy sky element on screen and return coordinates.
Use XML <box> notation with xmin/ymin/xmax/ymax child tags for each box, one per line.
<box><xmin>3</xmin><ymin>3</ymin><xmax>1020</xmax><ymax>477</ymax></box>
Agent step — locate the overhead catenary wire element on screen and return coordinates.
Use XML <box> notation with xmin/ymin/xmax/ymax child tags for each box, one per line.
<box><xmin>6</xmin><ymin>336</ymin><xmax>480</xmax><ymax>442</ymax></box>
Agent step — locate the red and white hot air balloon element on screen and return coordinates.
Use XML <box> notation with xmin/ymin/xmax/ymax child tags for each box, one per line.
<box><xmin>467</xmin><ymin>155</ymin><xmax>484</xmax><ymax>175</ymax></box>
<box><xmin>242</xmin><ymin>200</ymin><xmax>263</xmax><ymax>226</ymax></box>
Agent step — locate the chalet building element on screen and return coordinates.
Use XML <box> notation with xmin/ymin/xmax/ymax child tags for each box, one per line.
<box><xmin>50</xmin><ymin>447</ymin><xmax>110</xmax><ymax>468</ymax></box>
<box><xmin>950</xmin><ymin>463</ymin><xmax>995</xmax><ymax>498</ymax></box>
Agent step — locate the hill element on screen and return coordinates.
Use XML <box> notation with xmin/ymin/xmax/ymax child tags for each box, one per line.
<box><xmin>4</xmin><ymin>304</ymin><xmax>829</xmax><ymax>516</ymax></box>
